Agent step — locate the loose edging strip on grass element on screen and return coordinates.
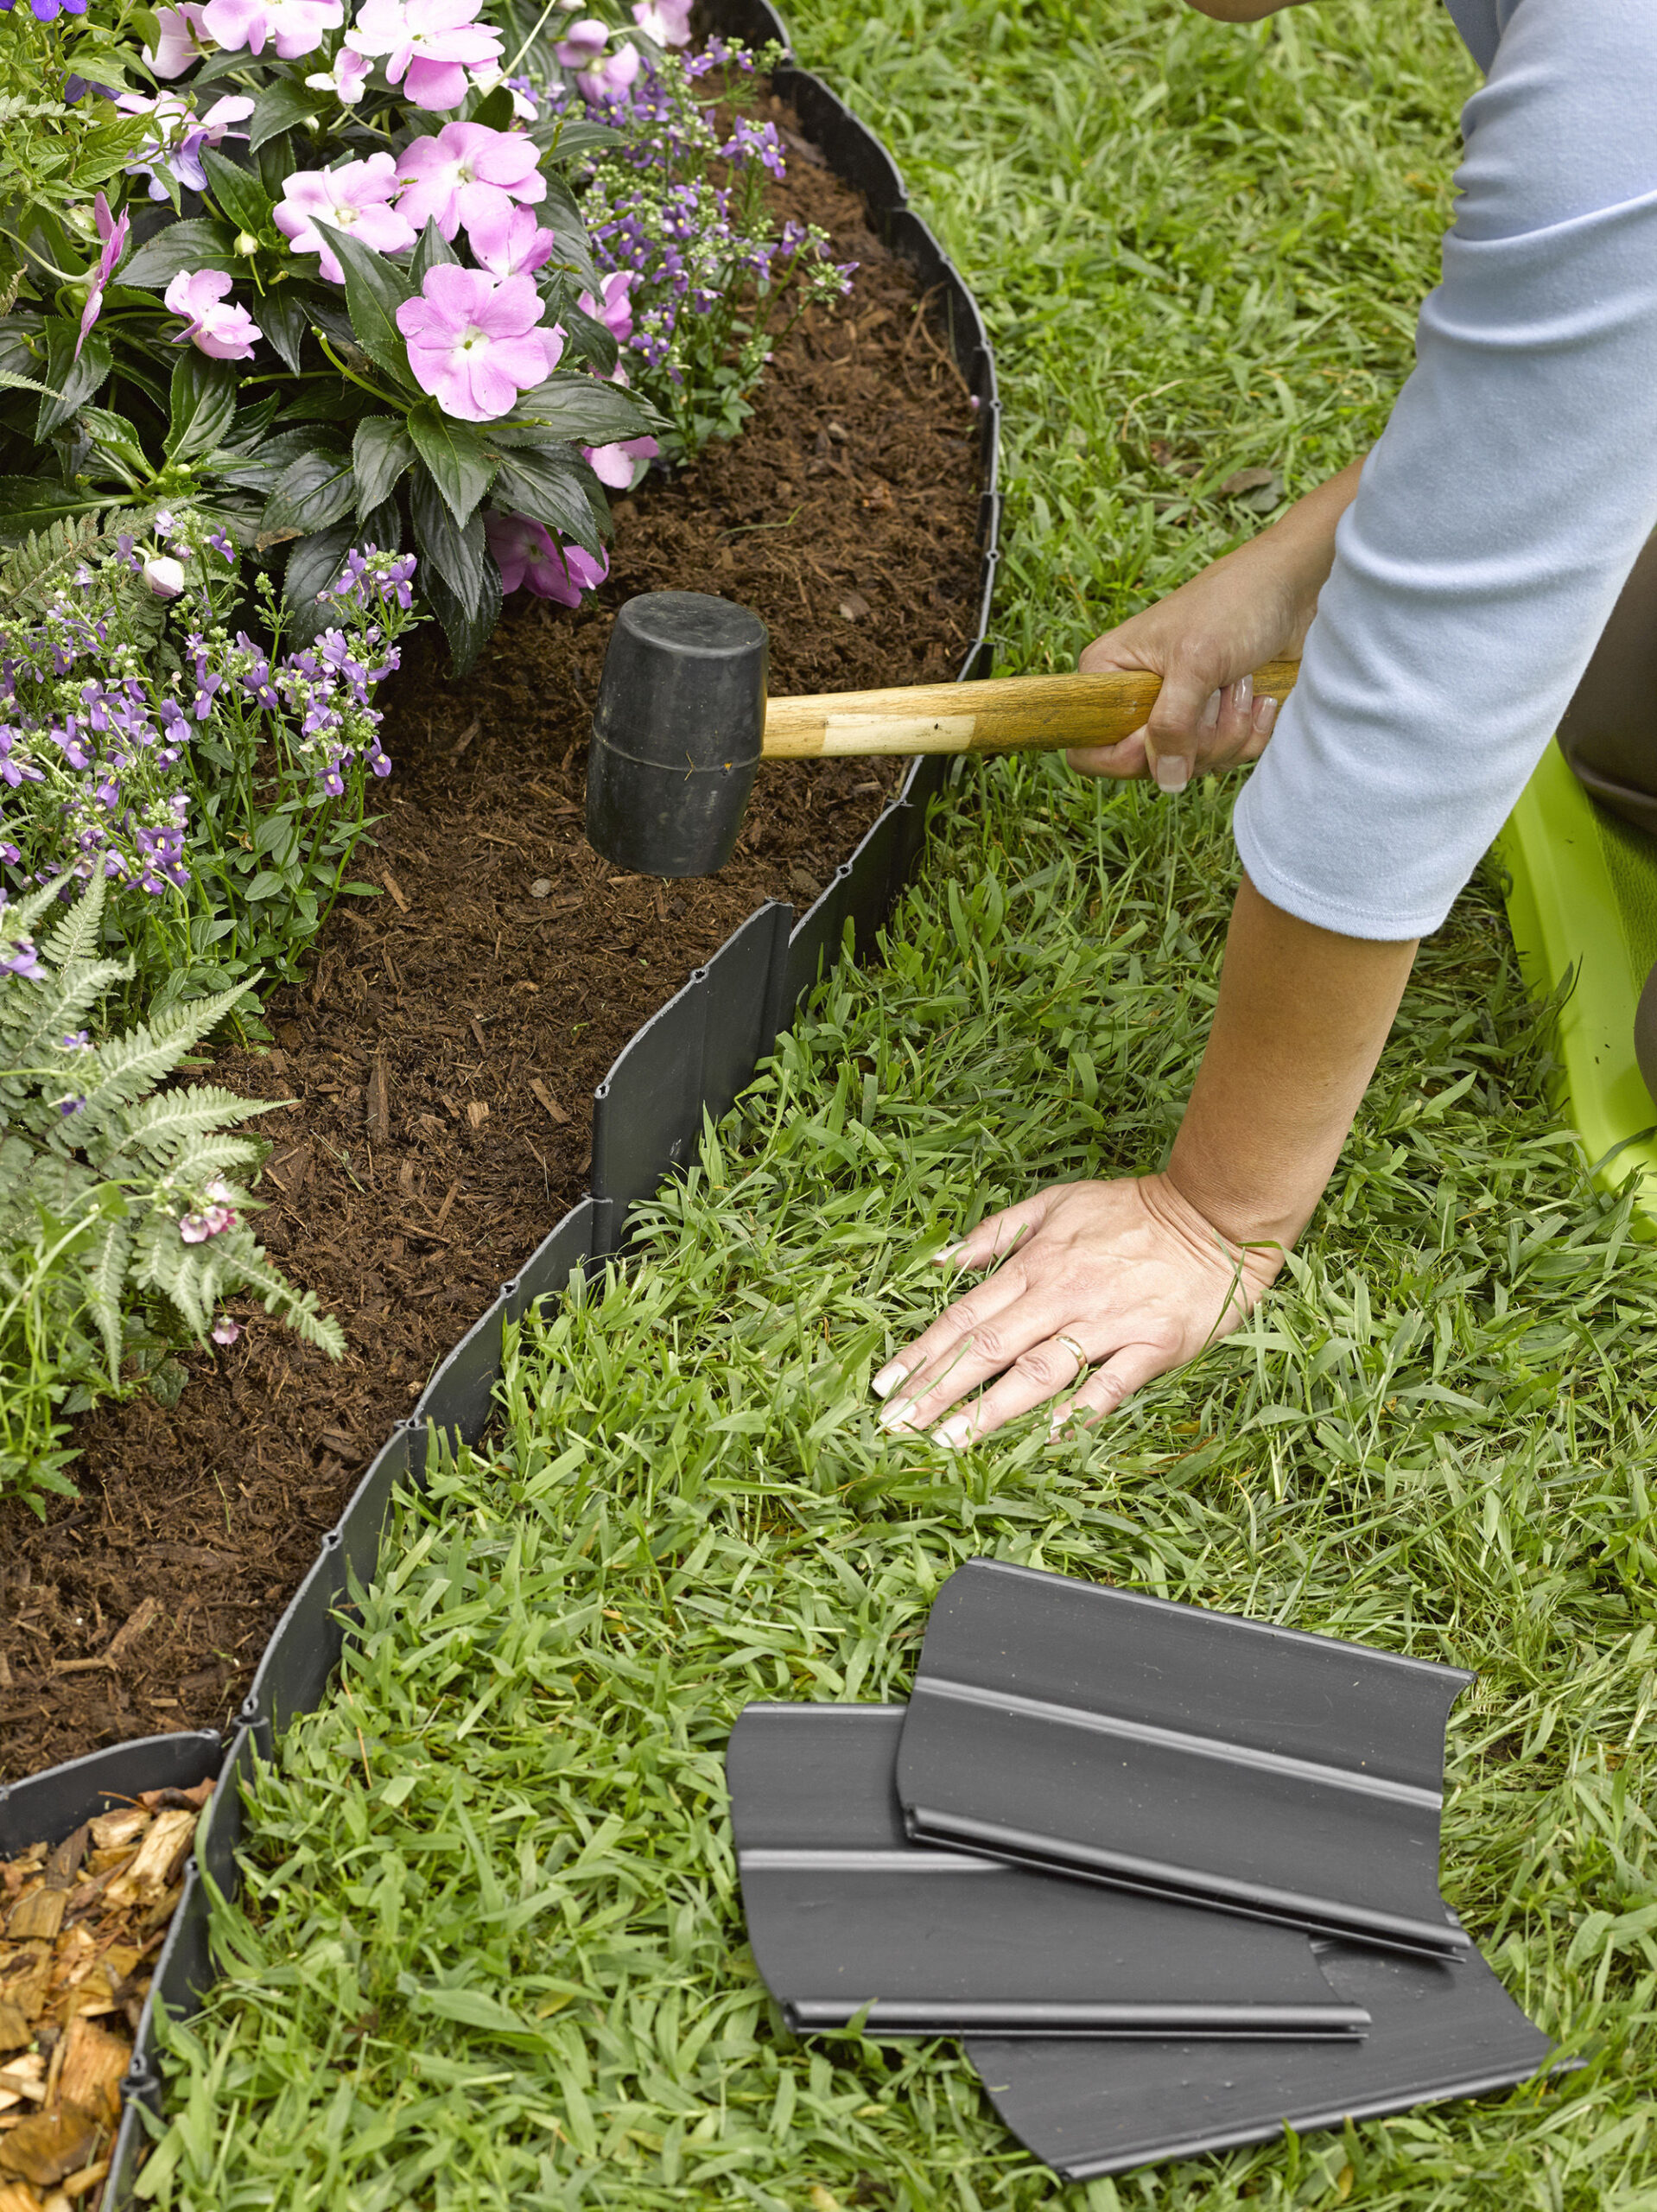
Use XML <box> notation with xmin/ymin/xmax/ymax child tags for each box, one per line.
<box><xmin>47</xmin><ymin>9</ymin><xmax>1004</xmax><ymax>2200</ymax></box>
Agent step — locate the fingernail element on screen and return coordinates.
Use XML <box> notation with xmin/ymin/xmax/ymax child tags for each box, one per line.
<box><xmin>932</xmin><ymin>1414</ymin><xmax>973</xmax><ymax>1449</ymax></box>
<box><xmin>1153</xmin><ymin>755</ymin><xmax>1189</xmax><ymax>796</ymax></box>
<box><xmin>1200</xmin><ymin>689</ymin><xmax>1222</xmax><ymax>729</ymax></box>
<box><xmin>1254</xmin><ymin>695</ymin><xmax>1279</xmax><ymax>735</ymax></box>
<box><xmin>931</xmin><ymin>1242</ymin><xmax>963</xmax><ymax>1268</ymax></box>
<box><xmin>879</xmin><ymin>1397</ymin><xmax>918</xmax><ymax>1433</ymax></box>
<box><xmin>1230</xmin><ymin>673</ymin><xmax>1254</xmax><ymax>714</ymax></box>
<box><xmin>872</xmin><ymin>1361</ymin><xmax>909</xmax><ymax>1399</ymax></box>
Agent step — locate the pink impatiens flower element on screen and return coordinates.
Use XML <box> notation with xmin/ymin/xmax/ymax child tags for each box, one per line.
<box><xmin>276</xmin><ymin>154</ymin><xmax>417</xmax><ymax>283</ymax></box>
<box><xmin>468</xmin><ymin>203</ymin><xmax>558</xmax><ymax>278</ymax></box>
<box><xmin>582</xmin><ymin>434</ymin><xmax>659</xmax><ymax>490</ymax></box>
<box><xmin>75</xmin><ymin>194</ymin><xmax>130</xmax><ymax>362</ymax></box>
<box><xmin>632</xmin><ymin>0</ymin><xmax>690</xmax><ymax>45</ymax></box>
<box><xmin>552</xmin><ymin>14</ymin><xmax>606</xmax><ymax>66</ymax></box>
<box><xmin>143</xmin><ymin>2</ymin><xmax>212</xmax><ymax>76</ymax></box>
<box><xmin>577</xmin><ymin>270</ymin><xmax>637</xmax><ymax>346</ymax></box>
<box><xmin>346</xmin><ymin>0</ymin><xmax>503</xmax><ymax>111</ymax></box>
<box><xmin>200</xmin><ymin>0</ymin><xmax>341</xmax><ymax>58</ymax></box>
<box><xmin>304</xmin><ymin>46</ymin><xmax>372</xmax><ymax>103</ymax></box>
<box><xmin>485</xmin><ymin>513</ymin><xmax>607</xmax><ymax>603</ymax></box>
<box><xmin>576</xmin><ymin>37</ymin><xmax>639</xmax><ymax>104</ymax></box>
<box><xmin>395</xmin><ymin>266</ymin><xmax>557</xmax><ymax>422</ymax></box>
<box><xmin>395</xmin><ymin>121</ymin><xmax>545</xmax><ymax>244</ymax></box>
<box><xmin>164</xmin><ymin>268</ymin><xmax>263</xmax><ymax>360</ymax></box>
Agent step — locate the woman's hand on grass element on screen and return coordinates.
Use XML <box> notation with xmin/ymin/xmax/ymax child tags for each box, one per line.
<box><xmin>1070</xmin><ymin>454</ymin><xmax>1366</xmax><ymax>792</ymax></box>
<box><xmin>871</xmin><ymin>1174</ymin><xmax>1284</xmax><ymax>1446</ymax></box>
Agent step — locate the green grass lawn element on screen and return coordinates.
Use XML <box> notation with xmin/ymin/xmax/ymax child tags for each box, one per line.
<box><xmin>140</xmin><ymin>5</ymin><xmax>1657</xmax><ymax>2206</ymax></box>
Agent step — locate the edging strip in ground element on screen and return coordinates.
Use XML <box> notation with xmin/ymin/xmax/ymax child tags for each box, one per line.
<box><xmin>87</xmin><ymin>12</ymin><xmax>1001</xmax><ymax>2198</ymax></box>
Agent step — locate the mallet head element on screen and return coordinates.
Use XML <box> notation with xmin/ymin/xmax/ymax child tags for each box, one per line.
<box><xmin>587</xmin><ymin>591</ymin><xmax>769</xmax><ymax>877</ymax></box>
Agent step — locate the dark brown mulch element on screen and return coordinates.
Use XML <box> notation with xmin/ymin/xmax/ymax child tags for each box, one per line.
<box><xmin>0</xmin><ymin>92</ymin><xmax>986</xmax><ymax>1783</ymax></box>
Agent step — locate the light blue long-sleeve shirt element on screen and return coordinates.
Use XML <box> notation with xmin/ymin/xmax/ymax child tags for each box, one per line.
<box><xmin>1230</xmin><ymin>0</ymin><xmax>1657</xmax><ymax>939</ymax></box>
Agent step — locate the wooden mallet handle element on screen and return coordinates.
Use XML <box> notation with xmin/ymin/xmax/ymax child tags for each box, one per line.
<box><xmin>762</xmin><ymin>660</ymin><xmax>1302</xmax><ymax>760</ymax></box>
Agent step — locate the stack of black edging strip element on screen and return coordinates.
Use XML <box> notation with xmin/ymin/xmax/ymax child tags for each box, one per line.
<box><xmin>725</xmin><ymin>1558</ymin><xmax>1553</xmax><ymax>2181</ymax></box>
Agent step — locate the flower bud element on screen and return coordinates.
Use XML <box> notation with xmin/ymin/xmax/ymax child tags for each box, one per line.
<box><xmin>235</xmin><ymin>231</ymin><xmax>260</xmax><ymax>257</ymax></box>
<box><xmin>143</xmin><ymin>555</ymin><xmax>186</xmax><ymax>600</ymax></box>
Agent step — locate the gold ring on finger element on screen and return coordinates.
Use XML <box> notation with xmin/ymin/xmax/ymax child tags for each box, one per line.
<box><xmin>1057</xmin><ymin>1334</ymin><xmax>1089</xmax><ymax>1376</ymax></box>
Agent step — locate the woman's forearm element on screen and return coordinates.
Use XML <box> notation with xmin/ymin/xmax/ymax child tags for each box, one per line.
<box><xmin>1166</xmin><ymin>872</ymin><xmax>1418</xmax><ymax>1249</ymax></box>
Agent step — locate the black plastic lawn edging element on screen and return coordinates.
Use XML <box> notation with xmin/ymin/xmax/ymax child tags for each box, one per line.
<box><xmin>78</xmin><ymin>18</ymin><xmax>1001</xmax><ymax>2206</ymax></box>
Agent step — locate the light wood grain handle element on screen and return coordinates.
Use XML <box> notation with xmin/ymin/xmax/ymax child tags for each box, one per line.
<box><xmin>762</xmin><ymin>661</ymin><xmax>1301</xmax><ymax>760</ymax></box>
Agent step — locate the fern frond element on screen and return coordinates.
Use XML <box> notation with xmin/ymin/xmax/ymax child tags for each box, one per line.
<box><xmin>74</xmin><ymin>975</ymin><xmax>255</xmax><ymax>1122</ymax></box>
<box><xmin>3</xmin><ymin>957</ymin><xmax>132</xmax><ymax>1075</ymax></box>
<box><xmin>83</xmin><ymin>1211</ymin><xmax>130</xmax><ymax>1384</ymax></box>
<box><xmin>39</xmin><ymin>865</ymin><xmax>107</xmax><ymax>970</ymax></box>
<box><xmin>108</xmin><ymin>1086</ymin><xmax>280</xmax><ymax>1159</ymax></box>
<box><xmin>0</xmin><ymin>514</ymin><xmax>108</xmax><ymax>620</ymax></box>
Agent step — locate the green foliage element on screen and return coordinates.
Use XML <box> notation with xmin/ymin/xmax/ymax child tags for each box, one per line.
<box><xmin>0</xmin><ymin>871</ymin><xmax>345</xmax><ymax>1513</ymax></box>
<box><xmin>0</xmin><ymin>7</ymin><xmax>154</xmax><ymax>305</ymax></box>
<box><xmin>0</xmin><ymin>519</ymin><xmax>422</xmax><ymax>1020</ymax></box>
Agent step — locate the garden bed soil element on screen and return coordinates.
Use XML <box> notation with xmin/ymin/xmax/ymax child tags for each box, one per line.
<box><xmin>0</xmin><ymin>94</ymin><xmax>985</xmax><ymax>1782</ymax></box>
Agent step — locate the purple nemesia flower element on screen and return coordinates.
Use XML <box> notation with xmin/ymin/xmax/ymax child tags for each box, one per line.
<box><xmin>164</xmin><ymin>269</ymin><xmax>263</xmax><ymax>359</ymax></box>
<box><xmin>199</xmin><ymin>0</ymin><xmax>341</xmax><ymax>59</ymax></box>
<box><xmin>395</xmin><ymin>122</ymin><xmax>546</xmax><ymax>244</ymax></box>
<box><xmin>346</xmin><ymin>0</ymin><xmax>503</xmax><ymax>111</ymax></box>
<box><xmin>75</xmin><ymin>194</ymin><xmax>130</xmax><ymax>364</ymax></box>
<box><xmin>57</xmin><ymin>1094</ymin><xmax>86</xmax><ymax>1117</ymax></box>
<box><xmin>211</xmin><ymin>1315</ymin><xmax>242</xmax><ymax>1345</ymax></box>
<box><xmin>485</xmin><ymin>513</ymin><xmax>607</xmax><ymax>604</ymax></box>
<box><xmin>723</xmin><ymin>117</ymin><xmax>785</xmax><ymax>179</ymax></box>
<box><xmin>121</xmin><ymin>91</ymin><xmax>255</xmax><ymax>200</ymax></box>
<box><xmin>395</xmin><ymin>266</ymin><xmax>559</xmax><ymax>422</ymax></box>
<box><xmin>276</xmin><ymin>155</ymin><xmax>417</xmax><ymax>283</ymax></box>
<box><xmin>18</xmin><ymin>0</ymin><xmax>88</xmax><ymax>19</ymax></box>
<box><xmin>60</xmin><ymin>1032</ymin><xmax>93</xmax><ymax>1051</ymax></box>
<box><xmin>0</xmin><ymin>938</ymin><xmax>44</xmax><ymax>982</ymax></box>
<box><xmin>206</xmin><ymin>529</ymin><xmax>236</xmax><ymax>563</ymax></box>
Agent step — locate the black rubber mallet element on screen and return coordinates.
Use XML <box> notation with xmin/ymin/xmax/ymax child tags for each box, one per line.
<box><xmin>586</xmin><ymin>590</ymin><xmax>1301</xmax><ymax>878</ymax></box>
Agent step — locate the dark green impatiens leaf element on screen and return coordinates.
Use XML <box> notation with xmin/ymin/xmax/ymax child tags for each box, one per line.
<box><xmin>470</xmin><ymin>83</ymin><xmax>516</xmax><ymax>132</ymax></box>
<box><xmin>200</xmin><ymin>148</ymin><xmax>276</xmax><ymax>244</ymax></box>
<box><xmin>248</xmin><ymin>78</ymin><xmax>318</xmax><ymax>153</ymax></box>
<box><xmin>409</xmin><ymin>467</ymin><xmax>498</xmax><ymax>671</ymax></box>
<box><xmin>509</xmin><ymin>371</ymin><xmax>657</xmax><ymax>448</ymax></box>
<box><xmin>534</xmin><ymin>172</ymin><xmax>600</xmax><ymax>293</ymax></box>
<box><xmin>313</xmin><ymin>221</ymin><xmax>417</xmax><ymax>396</ymax></box>
<box><xmin>121</xmin><ymin>217</ymin><xmax>240</xmax><ymax>291</ymax></box>
<box><xmin>262</xmin><ymin>448</ymin><xmax>357</xmax><ymax>537</ymax></box>
<box><xmin>216</xmin><ymin>425</ymin><xmax>346</xmax><ymax>493</ymax></box>
<box><xmin>166</xmin><ymin>351</ymin><xmax>238</xmax><ymax>464</ymax></box>
<box><xmin>406</xmin><ymin>402</ymin><xmax>499</xmax><ymax>527</ymax></box>
<box><xmin>491</xmin><ymin>447</ymin><xmax>604</xmax><ymax>555</ymax></box>
<box><xmin>409</xmin><ymin>218</ymin><xmax>460</xmax><ymax>288</ymax></box>
<box><xmin>0</xmin><ymin>480</ymin><xmax>105</xmax><ymax>540</ymax></box>
<box><xmin>79</xmin><ymin>407</ymin><xmax>151</xmax><ymax>488</ymax></box>
<box><xmin>283</xmin><ymin>520</ymin><xmax>359</xmax><ymax>639</ymax></box>
<box><xmin>35</xmin><ymin>322</ymin><xmax>110</xmax><ymax>439</ymax></box>
<box><xmin>420</xmin><ymin>556</ymin><xmax>503</xmax><ymax>679</ymax></box>
<box><xmin>257</xmin><ymin>282</ymin><xmax>326</xmax><ymax>376</ymax></box>
<box><xmin>352</xmin><ymin>416</ymin><xmax>417</xmax><ymax>519</ymax></box>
